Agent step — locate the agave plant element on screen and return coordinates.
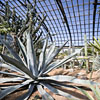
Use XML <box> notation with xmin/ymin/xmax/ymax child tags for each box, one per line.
<box><xmin>0</xmin><ymin>33</ymin><xmax>100</xmax><ymax>100</ymax></box>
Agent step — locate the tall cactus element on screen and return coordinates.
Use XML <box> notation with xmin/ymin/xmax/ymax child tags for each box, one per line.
<box><xmin>0</xmin><ymin>1</ymin><xmax>45</xmax><ymax>52</ymax></box>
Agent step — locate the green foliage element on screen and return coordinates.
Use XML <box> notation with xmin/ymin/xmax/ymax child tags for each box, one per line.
<box><xmin>0</xmin><ymin>22</ymin><xmax>12</xmax><ymax>34</ymax></box>
<box><xmin>0</xmin><ymin>1</ymin><xmax>17</xmax><ymax>35</ymax></box>
<box><xmin>0</xmin><ymin>33</ymin><xmax>100</xmax><ymax>100</ymax></box>
<box><xmin>83</xmin><ymin>47</ymin><xmax>93</xmax><ymax>56</ymax></box>
<box><xmin>0</xmin><ymin>45</ymin><xmax>3</xmax><ymax>52</ymax></box>
<box><xmin>87</xmin><ymin>48</ymin><xmax>93</xmax><ymax>55</ymax></box>
<box><xmin>89</xmin><ymin>37</ymin><xmax>100</xmax><ymax>54</ymax></box>
<box><xmin>89</xmin><ymin>37</ymin><xmax>100</xmax><ymax>70</ymax></box>
<box><xmin>58</xmin><ymin>50</ymin><xmax>68</xmax><ymax>58</ymax></box>
<box><xmin>34</xmin><ymin>95</ymin><xmax>41</xmax><ymax>100</ymax></box>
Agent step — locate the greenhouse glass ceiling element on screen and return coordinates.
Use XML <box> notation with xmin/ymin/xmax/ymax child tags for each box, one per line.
<box><xmin>0</xmin><ymin>0</ymin><xmax>100</xmax><ymax>47</ymax></box>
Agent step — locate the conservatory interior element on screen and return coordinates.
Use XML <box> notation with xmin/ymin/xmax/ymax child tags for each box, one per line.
<box><xmin>0</xmin><ymin>0</ymin><xmax>100</xmax><ymax>100</ymax></box>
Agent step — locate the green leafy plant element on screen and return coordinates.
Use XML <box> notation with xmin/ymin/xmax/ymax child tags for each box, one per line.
<box><xmin>57</xmin><ymin>50</ymin><xmax>68</xmax><ymax>59</ymax></box>
<box><xmin>0</xmin><ymin>33</ymin><xmax>100</xmax><ymax>100</ymax></box>
<box><xmin>77</xmin><ymin>85</ymin><xmax>100</xmax><ymax>100</ymax></box>
<box><xmin>89</xmin><ymin>37</ymin><xmax>100</xmax><ymax>53</ymax></box>
<box><xmin>0</xmin><ymin>45</ymin><xmax>3</xmax><ymax>53</ymax></box>
<box><xmin>0</xmin><ymin>21</ymin><xmax>12</xmax><ymax>35</ymax></box>
<box><xmin>89</xmin><ymin>37</ymin><xmax>100</xmax><ymax>71</ymax></box>
<box><xmin>0</xmin><ymin>1</ymin><xmax>15</xmax><ymax>35</ymax></box>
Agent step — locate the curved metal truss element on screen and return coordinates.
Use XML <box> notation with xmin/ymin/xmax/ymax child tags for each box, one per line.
<box><xmin>0</xmin><ymin>0</ymin><xmax>100</xmax><ymax>47</ymax></box>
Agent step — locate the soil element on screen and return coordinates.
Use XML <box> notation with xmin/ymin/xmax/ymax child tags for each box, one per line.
<box><xmin>1</xmin><ymin>68</ymin><xmax>100</xmax><ymax>100</ymax></box>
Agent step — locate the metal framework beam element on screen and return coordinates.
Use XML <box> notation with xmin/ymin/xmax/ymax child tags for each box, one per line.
<box><xmin>55</xmin><ymin>0</ymin><xmax>72</xmax><ymax>46</ymax></box>
<box><xmin>0</xmin><ymin>0</ymin><xmax>100</xmax><ymax>47</ymax></box>
<box><xmin>18</xmin><ymin>0</ymin><xmax>53</xmax><ymax>42</ymax></box>
<box><xmin>93</xmin><ymin>0</ymin><xmax>98</xmax><ymax>41</ymax></box>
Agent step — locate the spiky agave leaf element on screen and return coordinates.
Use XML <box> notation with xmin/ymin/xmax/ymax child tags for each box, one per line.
<box><xmin>0</xmin><ymin>33</ymin><xmax>100</xmax><ymax>100</ymax></box>
<box><xmin>0</xmin><ymin>53</ymin><xmax>35</xmax><ymax>79</ymax></box>
<box><xmin>17</xmin><ymin>37</ymin><xmax>27</xmax><ymax>65</ymax></box>
<box><xmin>90</xmin><ymin>85</ymin><xmax>100</xmax><ymax>99</ymax></box>
<box><xmin>0</xmin><ymin>80</ymin><xmax>32</xmax><ymax>100</ymax></box>
<box><xmin>27</xmin><ymin>33</ymin><xmax>38</xmax><ymax>76</ymax></box>
<box><xmin>41</xmin><ymin>83</ymin><xmax>81</xmax><ymax>100</ymax></box>
<box><xmin>77</xmin><ymin>85</ymin><xmax>100</xmax><ymax>100</ymax></box>
<box><xmin>16</xmin><ymin>84</ymin><xmax>35</xmax><ymax>100</ymax></box>
<box><xmin>0</xmin><ymin>39</ymin><xmax>23</xmax><ymax>63</ymax></box>
<box><xmin>75</xmin><ymin>86</ymin><xmax>94</xmax><ymax>100</ymax></box>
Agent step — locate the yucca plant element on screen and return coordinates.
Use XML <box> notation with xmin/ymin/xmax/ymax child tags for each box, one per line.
<box><xmin>89</xmin><ymin>37</ymin><xmax>100</xmax><ymax>53</ymax></box>
<box><xmin>89</xmin><ymin>37</ymin><xmax>100</xmax><ymax>71</ymax></box>
<box><xmin>0</xmin><ymin>33</ymin><xmax>100</xmax><ymax>100</ymax></box>
<box><xmin>77</xmin><ymin>85</ymin><xmax>100</xmax><ymax>100</ymax></box>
